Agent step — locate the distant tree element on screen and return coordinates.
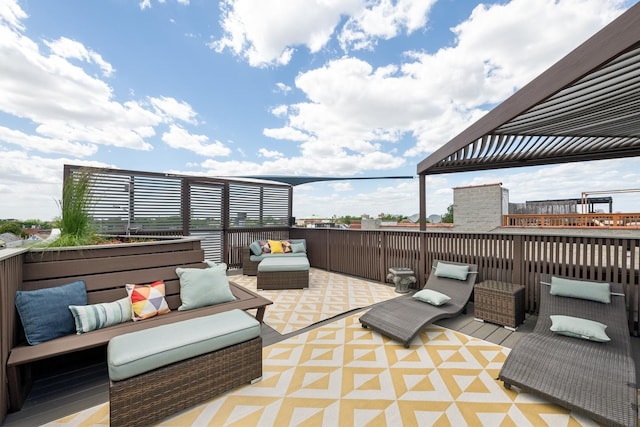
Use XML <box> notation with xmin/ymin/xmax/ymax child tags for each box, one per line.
<box><xmin>336</xmin><ymin>215</ymin><xmax>362</xmax><ymax>224</ymax></box>
<box><xmin>0</xmin><ymin>221</ymin><xmax>27</xmax><ymax>238</ymax></box>
<box><xmin>441</xmin><ymin>204</ymin><xmax>454</xmax><ymax>223</ymax></box>
<box><xmin>379</xmin><ymin>214</ymin><xmax>407</xmax><ymax>221</ymax></box>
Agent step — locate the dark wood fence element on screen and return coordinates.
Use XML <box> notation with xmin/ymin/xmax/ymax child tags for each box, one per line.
<box><xmin>289</xmin><ymin>228</ymin><xmax>640</xmax><ymax>334</ymax></box>
<box><xmin>0</xmin><ymin>250</ymin><xmax>25</xmax><ymax>424</ymax></box>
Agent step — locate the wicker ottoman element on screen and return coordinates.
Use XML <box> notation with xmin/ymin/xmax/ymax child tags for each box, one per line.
<box><xmin>108</xmin><ymin>310</ymin><xmax>262</xmax><ymax>427</ymax></box>
<box><xmin>257</xmin><ymin>257</ymin><xmax>310</xmax><ymax>290</ymax></box>
<box><xmin>474</xmin><ymin>280</ymin><xmax>525</xmax><ymax>330</ymax></box>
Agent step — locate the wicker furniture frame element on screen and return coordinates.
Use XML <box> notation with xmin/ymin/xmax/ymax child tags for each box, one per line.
<box><xmin>242</xmin><ymin>247</ymin><xmax>260</xmax><ymax>275</ymax></box>
<box><xmin>110</xmin><ymin>336</ymin><xmax>262</xmax><ymax>427</ymax></box>
<box><xmin>359</xmin><ymin>260</ymin><xmax>478</xmax><ymax>347</ymax></box>
<box><xmin>474</xmin><ymin>280</ymin><xmax>525</xmax><ymax>330</ymax></box>
<box><xmin>257</xmin><ymin>268</ymin><xmax>309</xmax><ymax>290</ymax></box>
<box><xmin>498</xmin><ymin>276</ymin><xmax>637</xmax><ymax>427</ymax></box>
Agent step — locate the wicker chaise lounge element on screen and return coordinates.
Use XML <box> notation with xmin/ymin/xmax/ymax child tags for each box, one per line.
<box><xmin>359</xmin><ymin>260</ymin><xmax>478</xmax><ymax>347</ymax></box>
<box><xmin>498</xmin><ymin>275</ymin><xmax>637</xmax><ymax>427</ymax></box>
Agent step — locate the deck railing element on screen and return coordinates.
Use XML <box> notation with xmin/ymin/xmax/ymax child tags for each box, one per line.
<box><xmin>503</xmin><ymin>213</ymin><xmax>640</xmax><ymax>228</ymax></box>
<box><xmin>288</xmin><ymin>228</ymin><xmax>640</xmax><ymax>335</ymax></box>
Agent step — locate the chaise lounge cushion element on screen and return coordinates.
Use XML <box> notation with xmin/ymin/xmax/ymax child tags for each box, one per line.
<box><xmin>434</xmin><ymin>262</ymin><xmax>469</xmax><ymax>281</ymax></box>
<box><xmin>550</xmin><ymin>315</ymin><xmax>610</xmax><ymax>342</ymax></box>
<box><xmin>413</xmin><ymin>289</ymin><xmax>451</xmax><ymax>306</ymax></box>
<box><xmin>550</xmin><ymin>276</ymin><xmax>610</xmax><ymax>303</ymax></box>
<box><xmin>16</xmin><ymin>280</ymin><xmax>87</xmax><ymax>345</ymax></box>
<box><xmin>107</xmin><ymin>309</ymin><xmax>261</xmax><ymax>381</ymax></box>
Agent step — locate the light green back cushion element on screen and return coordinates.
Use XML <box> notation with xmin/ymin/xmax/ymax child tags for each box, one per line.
<box><xmin>550</xmin><ymin>276</ymin><xmax>610</xmax><ymax>303</ymax></box>
<box><xmin>176</xmin><ymin>263</ymin><xmax>235</xmax><ymax>311</ymax></box>
<box><xmin>434</xmin><ymin>262</ymin><xmax>469</xmax><ymax>281</ymax></box>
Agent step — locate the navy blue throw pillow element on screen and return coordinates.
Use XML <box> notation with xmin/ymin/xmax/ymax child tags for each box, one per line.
<box><xmin>15</xmin><ymin>280</ymin><xmax>87</xmax><ymax>345</ymax></box>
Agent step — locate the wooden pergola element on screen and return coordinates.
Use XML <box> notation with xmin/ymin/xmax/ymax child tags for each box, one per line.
<box><xmin>417</xmin><ymin>2</ymin><xmax>640</xmax><ymax>230</ymax></box>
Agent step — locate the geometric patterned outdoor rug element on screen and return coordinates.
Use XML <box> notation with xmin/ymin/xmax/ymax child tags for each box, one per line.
<box><xmin>45</xmin><ymin>313</ymin><xmax>610</xmax><ymax>426</ymax></box>
<box><xmin>232</xmin><ymin>268</ymin><xmax>400</xmax><ymax>334</ymax></box>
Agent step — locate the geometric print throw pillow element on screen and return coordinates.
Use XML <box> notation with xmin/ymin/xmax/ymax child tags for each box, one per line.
<box><xmin>125</xmin><ymin>280</ymin><xmax>171</xmax><ymax>321</ymax></box>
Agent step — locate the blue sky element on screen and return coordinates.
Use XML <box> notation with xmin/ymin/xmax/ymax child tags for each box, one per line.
<box><xmin>1</xmin><ymin>0</ymin><xmax>638</xmax><ymax>221</ymax></box>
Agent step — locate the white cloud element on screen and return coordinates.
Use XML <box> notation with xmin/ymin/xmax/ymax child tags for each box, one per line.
<box><xmin>275</xmin><ymin>82</ymin><xmax>291</xmax><ymax>94</ymax></box>
<box><xmin>44</xmin><ymin>37</ymin><xmax>114</xmax><ymax>77</ymax></box>
<box><xmin>211</xmin><ymin>0</ymin><xmax>360</xmax><ymax>67</ymax></box>
<box><xmin>0</xmin><ymin>0</ymin><xmax>27</xmax><ymax>31</ymax></box>
<box><xmin>339</xmin><ymin>0</ymin><xmax>436</xmax><ymax>50</ymax></box>
<box><xmin>332</xmin><ymin>182</ymin><xmax>352</xmax><ymax>192</ymax></box>
<box><xmin>150</xmin><ymin>96</ymin><xmax>198</xmax><ymax>125</ymax></box>
<box><xmin>265</xmin><ymin>0</ymin><xmax>628</xmax><ymax>168</ymax></box>
<box><xmin>0</xmin><ymin>149</ymin><xmax>113</xmax><ymax>220</ymax></box>
<box><xmin>161</xmin><ymin>124</ymin><xmax>231</xmax><ymax>157</ymax></box>
<box><xmin>212</xmin><ymin>0</ymin><xmax>441</xmax><ymax>66</ymax></box>
<box><xmin>470</xmin><ymin>160</ymin><xmax>640</xmax><ymax>210</ymax></box>
<box><xmin>0</xmin><ymin>3</ymin><xmax>209</xmax><ymax>158</ymax></box>
<box><xmin>258</xmin><ymin>148</ymin><xmax>283</xmax><ymax>158</ymax></box>
<box><xmin>140</xmin><ymin>0</ymin><xmax>187</xmax><ymax>10</ymax></box>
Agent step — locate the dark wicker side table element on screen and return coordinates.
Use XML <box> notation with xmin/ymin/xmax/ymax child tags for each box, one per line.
<box><xmin>474</xmin><ymin>280</ymin><xmax>525</xmax><ymax>330</ymax></box>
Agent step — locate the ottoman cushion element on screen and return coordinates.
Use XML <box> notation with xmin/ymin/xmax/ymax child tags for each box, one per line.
<box><xmin>108</xmin><ymin>309</ymin><xmax>260</xmax><ymax>381</ymax></box>
<box><xmin>258</xmin><ymin>257</ymin><xmax>310</xmax><ymax>272</ymax></box>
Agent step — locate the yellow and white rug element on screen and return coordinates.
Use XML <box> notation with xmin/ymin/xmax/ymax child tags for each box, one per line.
<box><xmin>47</xmin><ymin>313</ymin><xmax>606</xmax><ymax>426</ymax></box>
<box><xmin>233</xmin><ymin>268</ymin><xmax>400</xmax><ymax>334</ymax></box>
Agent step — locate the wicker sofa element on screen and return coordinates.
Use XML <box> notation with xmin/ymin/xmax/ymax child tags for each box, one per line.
<box><xmin>242</xmin><ymin>238</ymin><xmax>308</xmax><ymax>275</ymax></box>
<box><xmin>7</xmin><ymin>263</ymin><xmax>271</xmax><ymax>412</ymax></box>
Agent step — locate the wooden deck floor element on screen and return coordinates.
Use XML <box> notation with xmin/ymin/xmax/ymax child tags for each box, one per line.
<box><xmin>4</xmin><ymin>301</ymin><xmax>639</xmax><ymax>426</ymax></box>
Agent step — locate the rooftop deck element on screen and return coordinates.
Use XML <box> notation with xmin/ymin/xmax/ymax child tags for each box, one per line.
<box><xmin>1</xmin><ymin>304</ymin><xmax>527</xmax><ymax>426</ymax></box>
<box><xmin>4</xmin><ymin>269</ymin><xmax>640</xmax><ymax>426</ymax></box>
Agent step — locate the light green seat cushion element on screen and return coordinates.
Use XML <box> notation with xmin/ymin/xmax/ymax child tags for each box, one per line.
<box><xmin>107</xmin><ymin>309</ymin><xmax>260</xmax><ymax>381</ymax></box>
<box><xmin>258</xmin><ymin>257</ymin><xmax>310</xmax><ymax>272</ymax></box>
<box><xmin>550</xmin><ymin>315</ymin><xmax>610</xmax><ymax>342</ymax></box>
<box><xmin>249</xmin><ymin>252</ymin><xmax>308</xmax><ymax>262</ymax></box>
<box><xmin>550</xmin><ymin>276</ymin><xmax>610</xmax><ymax>303</ymax></box>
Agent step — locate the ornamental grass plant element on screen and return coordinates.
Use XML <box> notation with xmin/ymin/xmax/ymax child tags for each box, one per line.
<box><xmin>48</xmin><ymin>168</ymin><xmax>98</xmax><ymax>247</ymax></box>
